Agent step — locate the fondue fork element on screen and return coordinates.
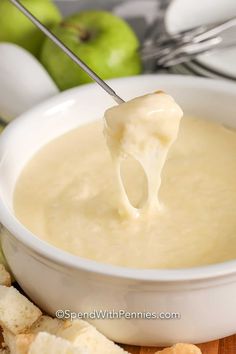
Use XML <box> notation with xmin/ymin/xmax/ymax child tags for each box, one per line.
<box><xmin>9</xmin><ymin>0</ymin><xmax>125</xmax><ymax>105</ymax></box>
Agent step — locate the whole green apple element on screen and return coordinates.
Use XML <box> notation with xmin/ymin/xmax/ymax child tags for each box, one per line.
<box><xmin>0</xmin><ymin>0</ymin><xmax>61</xmax><ymax>57</ymax></box>
<box><xmin>41</xmin><ymin>11</ymin><xmax>142</xmax><ymax>90</ymax></box>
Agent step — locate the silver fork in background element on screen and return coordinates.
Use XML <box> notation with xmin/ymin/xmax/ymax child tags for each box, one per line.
<box><xmin>157</xmin><ymin>39</ymin><xmax>236</xmax><ymax>67</ymax></box>
<box><xmin>141</xmin><ymin>16</ymin><xmax>236</xmax><ymax>68</ymax></box>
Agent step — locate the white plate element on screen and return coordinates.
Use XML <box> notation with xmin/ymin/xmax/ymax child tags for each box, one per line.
<box><xmin>165</xmin><ymin>0</ymin><xmax>236</xmax><ymax>79</ymax></box>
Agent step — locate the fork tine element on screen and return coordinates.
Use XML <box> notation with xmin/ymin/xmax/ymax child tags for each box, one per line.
<box><xmin>157</xmin><ymin>37</ymin><xmax>222</xmax><ymax>66</ymax></box>
<box><xmin>142</xmin><ymin>15</ymin><xmax>236</xmax><ymax>68</ymax></box>
<box><xmin>192</xmin><ymin>17</ymin><xmax>236</xmax><ymax>42</ymax></box>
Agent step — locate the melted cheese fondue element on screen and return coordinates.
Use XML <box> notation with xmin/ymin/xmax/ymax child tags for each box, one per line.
<box><xmin>14</xmin><ymin>93</ymin><xmax>236</xmax><ymax>269</ymax></box>
<box><xmin>104</xmin><ymin>92</ymin><xmax>183</xmax><ymax>217</ymax></box>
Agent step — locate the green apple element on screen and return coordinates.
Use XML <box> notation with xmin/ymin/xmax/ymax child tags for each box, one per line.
<box><xmin>0</xmin><ymin>0</ymin><xmax>62</xmax><ymax>57</ymax></box>
<box><xmin>41</xmin><ymin>10</ymin><xmax>142</xmax><ymax>90</ymax></box>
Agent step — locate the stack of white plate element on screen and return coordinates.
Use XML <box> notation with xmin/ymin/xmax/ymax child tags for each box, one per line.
<box><xmin>165</xmin><ymin>0</ymin><xmax>236</xmax><ymax>80</ymax></box>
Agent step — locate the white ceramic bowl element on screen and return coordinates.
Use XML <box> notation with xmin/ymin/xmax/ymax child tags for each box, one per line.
<box><xmin>1</xmin><ymin>75</ymin><xmax>236</xmax><ymax>346</ymax></box>
<box><xmin>0</xmin><ymin>43</ymin><xmax>58</xmax><ymax>122</ymax></box>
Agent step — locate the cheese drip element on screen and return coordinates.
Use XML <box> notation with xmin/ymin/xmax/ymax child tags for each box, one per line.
<box><xmin>104</xmin><ymin>92</ymin><xmax>183</xmax><ymax>217</ymax></box>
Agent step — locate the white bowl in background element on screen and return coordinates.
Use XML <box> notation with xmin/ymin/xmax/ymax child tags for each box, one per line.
<box><xmin>0</xmin><ymin>43</ymin><xmax>58</xmax><ymax>122</ymax></box>
<box><xmin>1</xmin><ymin>75</ymin><xmax>236</xmax><ymax>346</ymax></box>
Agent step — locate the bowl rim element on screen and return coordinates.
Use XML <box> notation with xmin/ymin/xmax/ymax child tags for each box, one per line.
<box><xmin>1</xmin><ymin>74</ymin><xmax>236</xmax><ymax>283</ymax></box>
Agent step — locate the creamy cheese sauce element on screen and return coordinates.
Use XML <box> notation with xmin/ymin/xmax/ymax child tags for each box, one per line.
<box><xmin>14</xmin><ymin>96</ymin><xmax>236</xmax><ymax>269</ymax></box>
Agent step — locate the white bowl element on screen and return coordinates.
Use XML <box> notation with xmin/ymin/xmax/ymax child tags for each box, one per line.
<box><xmin>1</xmin><ymin>75</ymin><xmax>236</xmax><ymax>346</ymax></box>
<box><xmin>0</xmin><ymin>43</ymin><xmax>58</xmax><ymax>122</ymax></box>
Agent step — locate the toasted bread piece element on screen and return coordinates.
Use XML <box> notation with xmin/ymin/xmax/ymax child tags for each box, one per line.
<box><xmin>28</xmin><ymin>332</ymin><xmax>87</xmax><ymax>354</ymax></box>
<box><xmin>0</xmin><ymin>265</ymin><xmax>11</xmax><ymax>287</ymax></box>
<box><xmin>57</xmin><ymin>319</ymin><xmax>129</xmax><ymax>354</ymax></box>
<box><xmin>156</xmin><ymin>343</ymin><xmax>202</xmax><ymax>354</ymax></box>
<box><xmin>30</xmin><ymin>316</ymin><xmax>128</xmax><ymax>354</ymax></box>
<box><xmin>3</xmin><ymin>329</ymin><xmax>35</xmax><ymax>354</ymax></box>
<box><xmin>0</xmin><ymin>286</ymin><xmax>42</xmax><ymax>334</ymax></box>
<box><xmin>31</xmin><ymin>316</ymin><xmax>65</xmax><ymax>335</ymax></box>
<box><xmin>0</xmin><ymin>348</ymin><xmax>10</xmax><ymax>354</ymax></box>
